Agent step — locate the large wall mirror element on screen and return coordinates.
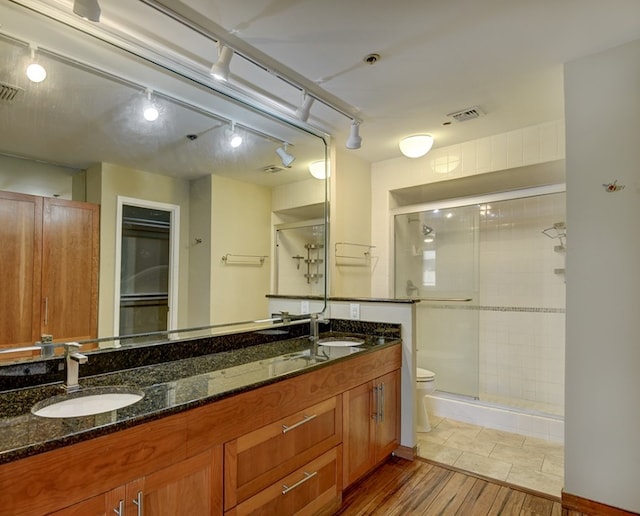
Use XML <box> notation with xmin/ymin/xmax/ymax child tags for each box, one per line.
<box><xmin>0</xmin><ymin>1</ymin><xmax>328</xmax><ymax>360</ymax></box>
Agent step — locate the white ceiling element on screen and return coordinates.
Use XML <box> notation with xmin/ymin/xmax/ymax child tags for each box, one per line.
<box><xmin>142</xmin><ymin>0</ymin><xmax>640</xmax><ymax>163</ymax></box>
<box><xmin>4</xmin><ymin>0</ymin><xmax>640</xmax><ymax>171</ymax></box>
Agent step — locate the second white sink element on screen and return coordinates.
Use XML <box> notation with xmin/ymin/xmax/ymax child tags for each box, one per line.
<box><xmin>32</xmin><ymin>387</ymin><xmax>144</xmax><ymax>419</ymax></box>
<box><xmin>318</xmin><ymin>338</ymin><xmax>365</xmax><ymax>347</ymax></box>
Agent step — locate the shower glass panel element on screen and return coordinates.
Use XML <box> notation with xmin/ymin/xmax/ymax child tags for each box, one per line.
<box><xmin>395</xmin><ymin>206</ymin><xmax>480</xmax><ymax>398</ymax></box>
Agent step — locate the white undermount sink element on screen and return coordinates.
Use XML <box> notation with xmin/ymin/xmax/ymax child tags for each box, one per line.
<box><xmin>318</xmin><ymin>338</ymin><xmax>365</xmax><ymax>347</ymax></box>
<box><xmin>32</xmin><ymin>387</ymin><xmax>144</xmax><ymax>418</ymax></box>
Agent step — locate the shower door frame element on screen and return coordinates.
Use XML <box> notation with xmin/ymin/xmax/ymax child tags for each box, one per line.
<box><xmin>389</xmin><ymin>183</ymin><xmax>566</xmax><ymax>399</ymax></box>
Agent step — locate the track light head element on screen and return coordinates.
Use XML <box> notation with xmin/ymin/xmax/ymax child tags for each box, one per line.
<box><xmin>73</xmin><ymin>0</ymin><xmax>101</xmax><ymax>22</ymax></box>
<box><xmin>276</xmin><ymin>143</ymin><xmax>295</xmax><ymax>168</ymax></box>
<box><xmin>143</xmin><ymin>88</ymin><xmax>159</xmax><ymax>122</ymax></box>
<box><xmin>227</xmin><ymin>122</ymin><xmax>242</xmax><ymax>148</ymax></box>
<box><xmin>211</xmin><ymin>44</ymin><xmax>233</xmax><ymax>82</ymax></box>
<box><xmin>346</xmin><ymin>120</ymin><xmax>362</xmax><ymax>149</ymax></box>
<box><xmin>295</xmin><ymin>94</ymin><xmax>314</xmax><ymax>122</ymax></box>
<box><xmin>26</xmin><ymin>45</ymin><xmax>46</xmax><ymax>83</ymax></box>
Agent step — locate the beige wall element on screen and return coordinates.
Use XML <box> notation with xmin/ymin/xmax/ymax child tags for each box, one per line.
<box><xmin>564</xmin><ymin>39</ymin><xmax>640</xmax><ymax>512</ymax></box>
<box><xmin>87</xmin><ymin>163</ymin><xmax>191</xmax><ymax>338</ymax></box>
<box><xmin>210</xmin><ymin>175</ymin><xmax>272</xmax><ymax>324</ymax></box>
<box><xmin>330</xmin><ymin>146</ymin><xmax>372</xmax><ymax>298</ymax></box>
<box><xmin>188</xmin><ymin>175</ymin><xmax>213</xmax><ymax>327</ymax></box>
<box><xmin>0</xmin><ymin>154</ymin><xmax>76</xmax><ymax>199</ymax></box>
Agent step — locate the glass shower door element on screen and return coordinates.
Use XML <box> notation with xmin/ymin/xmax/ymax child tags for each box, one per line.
<box><xmin>395</xmin><ymin>205</ymin><xmax>480</xmax><ymax>398</ymax></box>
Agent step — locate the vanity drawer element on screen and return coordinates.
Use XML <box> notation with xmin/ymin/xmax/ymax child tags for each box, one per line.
<box><xmin>225</xmin><ymin>446</ymin><xmax>341</xmax><ymax>516</ymax></box>
<box><xmin>224</xmin><ymin>396</ymin><xmax>342</xmax><ymax>509</ymax></box>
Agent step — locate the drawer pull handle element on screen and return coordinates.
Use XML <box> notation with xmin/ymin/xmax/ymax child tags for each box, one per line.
<box><xmin>132</xmin><ymin>490</ymin><xmax>143</xmax><ymax>516</ymax></box>
<box><xmin>113</xmin><ymin>500</ymin><xmax>124</xmax><ymax>516</ymax></box>
<box><xmin>282</xmin><ymin>413</ymin><xmax>317</xmax><ymax>434</ymax></box>
<box><xmin>282</xmin><ymin>471</ymin><xmax>317</xmax><ymax>495</ymax></box>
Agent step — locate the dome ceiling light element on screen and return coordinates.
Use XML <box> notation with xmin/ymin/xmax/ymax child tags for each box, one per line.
<box><xmin>399</xmin><ymin>134</ymin><xmax>434</xmax><ymax>158</ymax></box>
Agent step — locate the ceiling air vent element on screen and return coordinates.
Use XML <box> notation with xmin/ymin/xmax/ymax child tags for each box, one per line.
<box><xmin>262</xmin><ymin>165</ymin><xmax>284</xmax><ymax>174</ymax></box>
<box><xmin>447</xmin><ymin>106</ymin><xmax>483</xmax><ymax>123</ymax></box>
<box><xmin>0</xmin><ymin>81</ymin><xmax>22</xmax><ymax>102</ymax></box>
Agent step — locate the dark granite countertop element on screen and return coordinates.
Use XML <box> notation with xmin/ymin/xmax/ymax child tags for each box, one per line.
<box><xmin>0</xmin><ymin>330</ymin><xmax>400</xmax><ymax>466</ymax></box>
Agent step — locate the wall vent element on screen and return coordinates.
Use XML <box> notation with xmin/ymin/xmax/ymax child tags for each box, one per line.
<box><xmin>447</xmin><ymin>106</ymin><xmax>483</xmax><ymax>122</ymax></box>
<box><xmin>0</xmin><ymin>82</ymin><xmax>22</xmax><ymax>102</ymax></box>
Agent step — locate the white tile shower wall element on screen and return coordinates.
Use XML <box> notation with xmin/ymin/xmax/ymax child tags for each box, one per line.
<box><xmin>478</xmin><ymin>194</ymin><xmax>565</xmax><ymax>413</ymax></box>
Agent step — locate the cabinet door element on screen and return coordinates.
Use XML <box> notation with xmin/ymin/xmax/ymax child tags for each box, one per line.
<box><xmin>131</xmin><ymin>448</ymin><xmax>222</xmax><ymax>516</ymax></box>
<box><xmin>0</xmin><ymin>191</ymin><xmax>42</xmax><ymax>348</ymax></box>
<box><xmin>41</xmin><ymin>197</ymin><xmax>99</xmax><ymax>342</ymax></box>
<box><xmin>342</xmin><ymin>381</ymin><xmax>376</xmax><ymax>487</ymax></box>
<box><xmin>48</xmin><ymin>486</ymin><xmax>126</xmax><ymax>516</ymax></box>
<box><xmin>374</xmin><ymin>370</ymin><xmax>401</xmax><ymax>463</ymax></box>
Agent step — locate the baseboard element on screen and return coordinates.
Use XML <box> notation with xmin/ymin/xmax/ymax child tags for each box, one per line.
<box><xmin>393</xmin><ymin>445</ymin><xmax>417</xmax><ymax>461</ymax></box>
<box><xmin>562</xmin><ymin>491</ymin><xmax>639</xmax><ymax>515</ymax></box>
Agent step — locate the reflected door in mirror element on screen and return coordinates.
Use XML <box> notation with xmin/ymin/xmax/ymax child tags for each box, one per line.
<box><xmin>119</xmin><ymin>205</ymin><xmax>171</xmax><ymax>336</ymax></box>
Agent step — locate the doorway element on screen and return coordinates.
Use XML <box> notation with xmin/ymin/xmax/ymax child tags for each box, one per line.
<box><xmin>115</xmin><ymin>197</ymin><xmax>180</xmax><ymax>338</ymax></box>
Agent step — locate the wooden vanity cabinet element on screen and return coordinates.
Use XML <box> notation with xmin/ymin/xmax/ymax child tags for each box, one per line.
<box><xmin>0</xmin><ymin>191</ymin><xmax>99</xmax><ymax>349</ymax></box>
<box><xmin>342</xmin><ymin>369</ymin><xmax>400</xmax><ymax>487</ymax></box>
<box><xmin>50</xmin><ymin>449</ymin><xmax>220</xmax><ymax>516</ymax></box>
<box><xmin>0</xmin><ymin>343</ymin><xmax>401</xmax><ymax>516</ymax></box>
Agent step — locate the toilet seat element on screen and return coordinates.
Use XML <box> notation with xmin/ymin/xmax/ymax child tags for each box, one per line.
<box><xmin>417</xmin><ymin>367</ymin><xmax>435</xmax><ymax>381</ymax></box>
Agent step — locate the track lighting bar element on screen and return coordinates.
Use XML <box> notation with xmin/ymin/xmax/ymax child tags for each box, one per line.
<box><xmin>138</xmin><ymin>0</ymin><xmax>361</xmax><ymax>125</ymax></box>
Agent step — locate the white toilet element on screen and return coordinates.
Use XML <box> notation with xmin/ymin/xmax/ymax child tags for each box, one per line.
<box><xmin>416</xmin><ymin>367</ymin><xmax>436</xmax><ymax>432</ymax></box>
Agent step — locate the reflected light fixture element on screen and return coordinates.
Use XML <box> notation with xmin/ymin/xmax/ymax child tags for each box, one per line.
<box><xmin>295</xmin><ymin>93</ymin><xmax>314</xmax><ymax>122</ymax></box>
<box><xmin>211</xmin><ymin>44</ymin><xmax>233</xmax><ymax>82</ymax></box>
<box><xmin>308</xmin><ymin>160</ymin><xmax>328</xmax><ymax>179</ymax></box>
<box><xmin>275</xmin><ymin>143</ymin><xmax>295</xmax><ymax>168</ymax></box>
<box><xmin>399</xmin><ymin>134</ymin><xmax>434</xmax><ymax>158</ymax></box>
<box><xmin>26</xmin><ymin>45</ymin><xmax>46</xmax><ymax>83</ymax></box>
<box><xmin>346</xmin><ymin>120</ymin><xmax>362</xmax><ymax>149</ymax></box>
<box><xmin>228</xmin><ymin>122</ymin><xmax>242</xmax><ymax>148</ymax></box>
<box><xmin>73</xmin><ymin>0</ymin><xmax>101</xmax><ymax>22</ymax></box>
<box><xmin>143</xmin><ymin>89</ymin><xmax>159</xmax><ymax>122</ymax></box>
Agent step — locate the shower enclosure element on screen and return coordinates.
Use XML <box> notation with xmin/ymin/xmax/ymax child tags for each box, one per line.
<box><xmin>395</xmin><ymin>187</ymin><xmax>566</xmax><ymax>419</ymax></box>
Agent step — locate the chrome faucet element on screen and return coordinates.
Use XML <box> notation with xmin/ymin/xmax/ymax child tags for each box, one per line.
<box><xmin>310</xmin><ymin>314</ymin><xmax>319</xmax><ymax>342</ymax></box>
<box><xmin>64</xmin><ymin>342</ymin><xmax>88</xmax><ymax>392</ymax></box>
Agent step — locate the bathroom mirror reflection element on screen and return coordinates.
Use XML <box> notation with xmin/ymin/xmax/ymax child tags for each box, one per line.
<box><xmin>0</xmin><ymin>1</ymin><xmax>328</xmax><ymax>361</ymax></box>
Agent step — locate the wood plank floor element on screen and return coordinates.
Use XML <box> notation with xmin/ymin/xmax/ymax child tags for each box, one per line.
<box><xmin>335</xmin><ymin>456</ymin><xmax>576</xmax><ymax>515</ymax></box>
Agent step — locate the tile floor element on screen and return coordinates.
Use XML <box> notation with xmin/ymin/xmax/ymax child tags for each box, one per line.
<box><xmin>417</xmin><ymin>416</ymin><xmax>564</xmax><ymax>498</ymax></box>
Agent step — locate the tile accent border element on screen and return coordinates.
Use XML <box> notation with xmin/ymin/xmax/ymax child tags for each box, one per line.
<box><xmin>423</xmin><ymin>304</ymin><xmax>566</xmax><ymax>314</ymax></box>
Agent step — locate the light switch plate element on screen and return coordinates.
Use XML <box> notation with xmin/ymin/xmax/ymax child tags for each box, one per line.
<box><xmin>350</xmin><ymin>303</ymin><xmax>360</xmax><ymax>320</ymax></box>
<box><xmin>301</xmin><ymin>300</ymin><xmax>310</xmax><ymax>314</ymax></box>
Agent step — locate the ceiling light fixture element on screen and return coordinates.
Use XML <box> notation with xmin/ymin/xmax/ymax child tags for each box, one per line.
<box><xmin>210</xmin><ymin>44</ymin><xmax>233</xmax><ymax>82</ymax></box>
<box><xmin>26</xmin><ymin>45</ymin><xmax>47</xmax><ymax>83</ymax></box>
<box><xmin>143</xmin><ymin>88</ymin><xmax>159</xmax><ymax>122</ymax></box>
<box><xmin>73</xmin><ymin>0</ymin><xmax>101</xmax><ymax>22</ymax></box>
<box><xmin>399</xmin><ymin>134</ymin><xmax>434</xmax><ymax>158</ymax></box>
<box><xmin>275</xmin><ymin>143</ymin><xmax>295</xmax><ymax>168</ymax></box>
<box><xmin>346</xmin><ymin>120</ymin><xmax>362</xmax><ymax>149</ymax></box>
<box><xmin>308</xmin><ymin>160</ymin><xmax>328</xmax><ymax>179</ymax></box>
<box><xmin>227</xmin><ymin>121</ymin><xmax>242</xmax><ymax>148</ymax></box>
<box><xmin>295</xmin><ymin>93</ymin><xmax>314</xmax><ymax>122</ymax></box>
